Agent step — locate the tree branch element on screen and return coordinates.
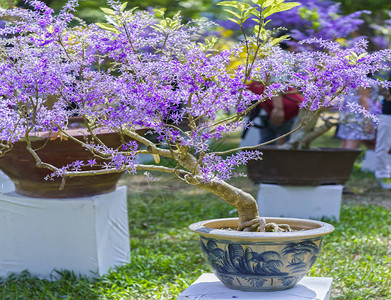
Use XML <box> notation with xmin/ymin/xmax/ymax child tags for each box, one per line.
<box><xmin>212</xmin><ymin>107</ymin><xmax>318</xmax><ymax>155</ymax></box>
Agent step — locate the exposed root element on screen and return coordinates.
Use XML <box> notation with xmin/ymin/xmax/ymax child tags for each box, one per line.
<box><xmin>238</xmin><ymin>218</ymin><xmax>292</xmax><ymax>232</ymax></box>
<box><xmin>265</xmin><ymin>223</ymin><xmax>292</xmax><ymax>232</ymax></box>
<box><xmin>238</xmin><ymin>217</ymin><xmax>265</xmax><ymax>232</ymax></box>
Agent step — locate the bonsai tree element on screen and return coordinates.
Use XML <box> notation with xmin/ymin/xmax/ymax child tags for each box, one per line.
<box><xmin>256</xmin><ymin>0</ymin><xmax>374</xmax><ymax>150</ymax></box>
<box><xmin>0</xmin><ymin>0</ymin><xmax>390</xmax><ymax>232</ymax></box>
<box><xmin>220</xmin><ymin>0</ymin><xmax>376</xmax><ymax>150</ymax></box>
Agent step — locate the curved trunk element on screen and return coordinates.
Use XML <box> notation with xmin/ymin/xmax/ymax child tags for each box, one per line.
<box><xmin>175</xmin><ymin>149</ymin><xmax>262</xmax><ymax>231</ymax></box>
<box><xmin>193</xmin><ymin>179</ymin><xmax>261</xmax><ymax>231</ymax></box>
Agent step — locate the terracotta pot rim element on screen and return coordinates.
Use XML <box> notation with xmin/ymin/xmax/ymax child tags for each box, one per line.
<box><xmin>24</xmin><ymin>127</ymin><xmax>130</xmax><ymax>140</ymax></box>
<box><xmin>189</xmin><ymin>217</ymin><xmax>334</xmax><ymax>240</ymax></box>
<box><xmin>16</xmin><ymin>126</ymin><xmax>146</xmax><ymax>141</ymax></box>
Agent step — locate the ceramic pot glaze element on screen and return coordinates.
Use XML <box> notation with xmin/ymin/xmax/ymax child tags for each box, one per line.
<box><xmin>189</xmin><ymin>217</ymin><xmax>334</xmax><ymax>292</ymax></box>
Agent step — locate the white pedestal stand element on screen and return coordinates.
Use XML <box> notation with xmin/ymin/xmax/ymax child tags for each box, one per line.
<box><xmin>0</xmin><ymin>170</ymin><xmax>15</xmax><ymax>194</ymax></box>
<box><xmin>361</xmin><ymin>149</ymin><xmax>391</xmax><ymax>172</ymax></box>
<box><xmin>0</xmin><ymin>186</ymin><xmax>130</xmax><ymax>279</ymax></box>
<box><xmin>257</xmin><ymin>184</ymin><xmax>343</xmax><ymax>221</ymax></box>
<box><xmin>177</xmin><ymin>273</ymin><xmax>332</xmax><ymax>300</ymax></box>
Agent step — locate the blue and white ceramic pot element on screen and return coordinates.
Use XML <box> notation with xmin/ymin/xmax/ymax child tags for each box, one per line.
<box><xmin>189</xmin><ymin>217</ymin><xmax>334</xmax><ymax>292</ymax></box>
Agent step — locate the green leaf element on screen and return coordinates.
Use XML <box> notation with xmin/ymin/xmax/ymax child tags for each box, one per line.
<box><xmin>217</xmin><ymin>1</ymin><xmax>239</xmax><ymax>8</ymax></box>
<box><xmin>153</xmin><ymin>8</ymin><xmax>166</xmax><ymax>18</ymax></box>
<box><xmin>251</xmin><ymin>0</ymin><xmax>275</xmax><ymax>7</ymax></box>
<box><xmin>47</xmin><ymin>25</ymin><xmax>54</xmax><ymax>34</ymax></box>
<box><xmin>100</xmin><ymin>7</ymin><xmax>116</xmax><ymax>16</ymax></box>
<box><xmin>227</xmin><ymin>17</ymin><xmax>240</xmax><ymax>24</ymax></box>
<box><xmin>95</xmin><ymin>22</ymin><xmax>121</xmax><ymax>34</ymax></box>
<box><xmin>271</xmin><ymin>34</ymin><xmax>290</xmax><ymax>46</ymax></box>
<box><xmin>128</xmin><ymin>6</ymin><xmax>139</xmax><ymax>14</ymax></box>
<box><xmin>250</xmin><ymin>0</ymin><xmax>261</xmax><ymax>5</ymax></box>
<box><xmin>238</xmin><ymin>2</ymin><xmax>254</xmax><ymax>11</ymax></box>
<box><xmin>254</xmin><ymin>24</ymin><xmax>259</xmax><ymax>31</ymax></box>
<box><xmin>263</xmin><ymin>0</ymin><xmax>276</xmax><ymax>7</ymax></box>
<box><xmin>262</xmin><ymin>2</ymin><xmax>300</xmax><ymax>18</ymax></box>
<box><xmin>223</xmin><ymin>8</ymin><xmax>241</xmax><ymax>19</ymax></box>
<box><xmin>358</xmin><ymin>53</ymin><xmax>367</xmax><ymax>59</ymax></box>
<box><xmin>120</xmin><ymin>2</ymin><xmax>128</xmax><ymax>12</ymax></box>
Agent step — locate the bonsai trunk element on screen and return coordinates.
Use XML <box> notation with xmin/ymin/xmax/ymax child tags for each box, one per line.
<box><xmin>191</xmin><ymin>178</ymin><xmax>290</xmax><ymax>232</ymax></box>
<box><xmin>174</xmin><ymin>149</ymin><xmax>263</xmax><ymax>231</ymax></box>
<box><xmin>195</xmin><ymin>179</ymin><xmax>263</xmax><ymax>231</ymax></box>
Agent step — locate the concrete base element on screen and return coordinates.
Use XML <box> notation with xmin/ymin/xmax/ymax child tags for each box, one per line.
<box><xmin>257</xmin><ymin>184</ymin><xmax>343</xmax><ymax>221</ymax></box>
<box><xmin>361</xmin><ymin>149</ymin><xmax>391</xmax><ymax>173</ymax></box>
<box><xmin>177</xmin><ymin>273</ymin><xmax>332</xmax><ymax>300</ymax></box>
<box><xmin>0</xmin><ymin>170</ymin><xmax>15</xmax><ymax>194</ymax></box>
<box><xmin>0</xmin><ymin>186</ymin><xmax>130</xmax><ymax>279</ymax></box>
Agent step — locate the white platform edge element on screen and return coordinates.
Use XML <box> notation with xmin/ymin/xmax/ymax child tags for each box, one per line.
<box><xmin>257</xmin><ymin>184</ymin><xmax>343</xmax><ymax>221</ymax></box>
<box><xmin>0</xmin><ymin>186</ymin><xmax>130</xmax><ymax>279</ymax></box>
<box><xmin>177</xmin><ymin>273</ymin><xmax>333</xmax><ymax>300</ymax></box>
<box><xmin>0</xmin><ymin>170</ymin><xmax>15</xmax><ymax>194</ymax></box>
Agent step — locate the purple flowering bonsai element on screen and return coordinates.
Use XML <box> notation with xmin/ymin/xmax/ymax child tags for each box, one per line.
<box><xmin>1</xmin><ymin>0</ymin><xmax>391</xmax><ymax>232</ymax></box>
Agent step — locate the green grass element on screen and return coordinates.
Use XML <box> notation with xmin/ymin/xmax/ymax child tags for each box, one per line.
<box><xmin>308</xmin><ymin>204</ymin><xmax>391</xmax><ymax>299</ymax></box>
<box><xmin>1</xmin><ymin>131</ymin><xmax>390</xmax><ymax>299</ymax></box>
<box><xmin>1</xmin><ymin>174</ymin><xmax>390</xmax><ymax>299</ymax></box>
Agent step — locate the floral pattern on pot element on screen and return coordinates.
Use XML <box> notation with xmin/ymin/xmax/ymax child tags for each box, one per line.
<box><xmin>200</xmin><ymin>236</ymin><xmax>322</xmax><ymax>291</ymax></box>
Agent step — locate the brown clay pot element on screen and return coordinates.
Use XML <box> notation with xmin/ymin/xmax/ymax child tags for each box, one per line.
<box><xmin>0</xmin><ymin>128</ymin><xmax>145</xmax><ymax>198</ymax></box>
<box><xmin>247</xmin><ymin>146</ymin><xmax>361</xmax><ymax>186</ymax></box>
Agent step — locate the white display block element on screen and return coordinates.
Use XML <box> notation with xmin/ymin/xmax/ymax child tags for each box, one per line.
<box><xmin>361</xmin><ymin>149</ymin><xmax>391</xmax><ymax>173</ymax></box>
<box><xmin>257</xmin><ymin>184</ymin><xmax>343</xmax><ymax>221</ymax></box>
<box><xmin>0</xmin><ymin>170</ymin><xmax>15</xmax><ymax>194</ymax></box>
<box><xmin>177</xmin><ymin>273</ymin><xmax>332</xmax><ymax>300</ymax></box>
<box><xmin>0</xmin><ymin>186</ymin><xmax>130</xmax><ymax>279</ymax></box>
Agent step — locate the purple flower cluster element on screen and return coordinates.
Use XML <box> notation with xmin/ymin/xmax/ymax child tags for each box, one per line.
<box><xmin>200</xmin><ymin>150</ymin><xmax>261</xmax><ymax>182</ymax></box>
<box><xmin>371</xmin><ymin>11</ymin><xmax>391</xmax><ymax>50</ymax></box>
<box><xmin>268</xmin><ymin>0</ymin><xmax>370</xmax><ymax>49</ymax></box>
<box><xmin>0</xmin><ymin>0</ymin><xmax>391</xmax><ymax>182</ymax></box>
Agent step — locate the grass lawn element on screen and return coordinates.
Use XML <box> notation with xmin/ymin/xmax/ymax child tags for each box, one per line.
<box><xmin>0</xmin><ymin>130</ymin><xmax>390</xmax><ymax>299</ymax></box>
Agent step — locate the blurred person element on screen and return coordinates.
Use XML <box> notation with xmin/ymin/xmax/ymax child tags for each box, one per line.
<box><xmin>337</xmin><ymin>86</ymin><xmax>377</xmax><ymax>149</ymax></box>
<box><xmin>245</xmin><ymin>82</ymin><xmax>304</xmax><ymax>145</ymax></box>
<box><xmin>375</xmin><ymin>81</ymin><xmax>391</xmax><ymax>189</ymax></box>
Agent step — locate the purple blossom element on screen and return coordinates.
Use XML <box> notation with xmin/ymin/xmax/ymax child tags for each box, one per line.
<box><xmin>71</xmin><ymin>160</ymin><xmax>84</xmax><ymax>171</ymax></box>
<box><xmin>87</xmin><ymin>159</ymin><xmax>97</xmax><ymax>167</ymax></box>
<box><xmin>0</xmin><ymin>1</ymin><xmax>390</xmax><ymax>183</ymax></box>
<box><xmin>267</xmin><ymin>0</ymin><xmax>370</xmax><ymax>50</ymax></box>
